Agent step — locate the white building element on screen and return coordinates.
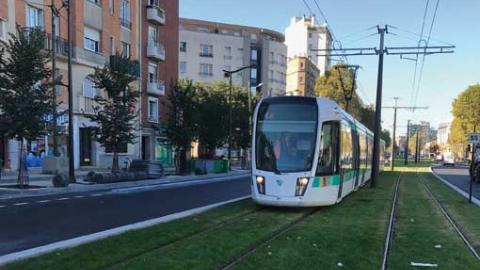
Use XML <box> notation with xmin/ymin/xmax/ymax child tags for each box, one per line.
<box><xmin>285</xmin><ymin>16</ymin><xmax>332</xmax><ymax>74</ymax></box>
<box><xmin>437</xmin><ymin>122</ymin><xmax>451</xmax><ymax>149</ymax></box>
<box><xmin>179</xmin><ymin>18</ymin><xmax>287</xmax><ymax>97</ymax></box>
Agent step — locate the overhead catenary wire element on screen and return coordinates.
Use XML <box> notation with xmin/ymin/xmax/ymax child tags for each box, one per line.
<box><xmin>413</xmin><ymin>0</ymin><xmax>441</xmax><ymax>108</ymax></box>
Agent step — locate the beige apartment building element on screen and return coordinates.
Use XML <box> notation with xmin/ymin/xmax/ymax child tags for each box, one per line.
<box><xmin>286</xmin><ymin>56</ymin><xmax>319</xmax><ymax>97</ymax></box>
<box><xmin>179</xmin><ymin>18</ymin><xmax>287</xmax><ymax>97</ymax></box>
<box><xmin>0</xmin><ymin>0</ymin><xmax>178</xmax><ymax>171</ymax></box>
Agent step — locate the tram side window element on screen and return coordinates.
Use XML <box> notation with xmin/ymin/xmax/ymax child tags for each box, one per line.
<box><xmin>316</xmin><ymin>121</ymin><xmax>339</xmax><ymax>175</ymax></box>
<box><xmin>340</xmin><ymin>123</ymin><xmax>353</xmax><ymax>170</ymax></box>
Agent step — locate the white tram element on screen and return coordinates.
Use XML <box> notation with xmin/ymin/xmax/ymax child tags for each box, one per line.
<box><xmin>251</xmin><ymin>96</ymin><xmax>385</xmax><ymax>207</ymax></box>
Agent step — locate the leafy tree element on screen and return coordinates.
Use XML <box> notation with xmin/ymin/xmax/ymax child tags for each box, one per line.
<box><xmin>165</xmin><ymin>80</ymin><xmax>199</xmax><ymax>173</ymax></box>
<box><xmin>408</xmin><ymin>131</ymin><xmax>428</xmax><ymax>155</ymax></box>
<box><xmin>0</xmin><ymin>27</ymin><xmax>52</xmax><ymax>186</ymax></box>
<box><xmin>381</xmin><ymin>129</ymin><xmax>392</xmax><ymax>149</ymax></box>
<box><xmin>450</xmin><ymin>84</ymin><xmax>480</xmax><ymax>157</ymax></box>
<box><xmin>314</xmin><ymin>63</ymin><xmax>363</xmax><ymax>119</ymax></box>
<box><xmin>87</xmin><ymin>53</ymin><xmax>139</xmax><ymax>172</ymax></box>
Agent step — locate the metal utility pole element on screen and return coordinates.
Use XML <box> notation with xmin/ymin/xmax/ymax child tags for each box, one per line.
<box><xmin>223</xmin><ymin>64</ymin><xmax>256</xmax><ymax>170</ymax></box>
<box><xmin>370</xmin><ymin>26</ymin><xmax>387</xmax><ymax>188</ymax></box>
<box><xmin>334</xmin><ymin>64</ymin><xmax>360</xmax><ymax>113</ymax></box>
<box><xmin>383</xmin><ymin>99</ymin><xmax>428</xmax><ymax>170</ymax></box>
<box><xmin>67</xmin><ymin>0</ymin><xmax>75</xmax><ymax>182</ymax></box>
<box><xmin>314</xmin><ymin>24</ymin><xmax>454</xmax><ymax>187</ymax></box>
<box><xmin>405</xmin><ymin>120</ymin><xmax>411</xmax><ymax>165</ymax></box>
<box><xmin>50</xmin><ymin>1</ymin><xmax>59</xmax><ymax>157</ymax></box>
<box><xmin>415</xmin><ymin>131</ymin><xmax>420</xmax><ymax>164</ymax></box>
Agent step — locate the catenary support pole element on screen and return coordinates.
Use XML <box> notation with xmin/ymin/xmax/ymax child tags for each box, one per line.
<box><xmin>390</xmin><ymin>97</ymin><xmax>399</xmax><ymax>170</ymax></box>
<box><xmin>405</xmin><ymin>120</ymin><xmax>410</xmax><ymax>165</ymax></box>
<box><xmin>370</xmin><ymin>25</ymin><xmax>387</xmax><ymax>188</ymax></box>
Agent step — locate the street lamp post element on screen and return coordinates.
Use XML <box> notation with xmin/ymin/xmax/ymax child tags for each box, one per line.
<box><xmin>223</xmin><ymin>64</ymin><xmax>256</xmax><ymax>170</ymax></box>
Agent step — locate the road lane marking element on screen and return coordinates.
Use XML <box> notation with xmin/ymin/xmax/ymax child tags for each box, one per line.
<box><xmin>36</xmin><ymin>200</ymin><xmax>51</xmax><ymax>203</ymax></box>
<box><xmin>0</xmin><ymin>205</ymin><xmax>5</xmax><ymax>208</ymax></box>
<box><xmin>0</xmin><ymin>195</ymin><xmax>251</xmax><ymax>266</ymax></box>
<box><xmin>55</xmin><ymin>197</ymin><xmax>69</xmax><ymax>201</ymax></box>
<box><xmin>13</xmin><ymin>202</ymin><xmax>29</xmax><ymax>206</ymax></box>
<box><xmin>74</xmin><ymin>196</ymin><xmax>85</xmax><ymax>199</ymax></box>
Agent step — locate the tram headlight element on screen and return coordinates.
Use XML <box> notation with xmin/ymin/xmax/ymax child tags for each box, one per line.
<box><xmin>295</xmin><ymin>177</ymin><xmax>310</xmax><ymax>196</ymax></box>
<box><xmin>256</xmin><ymin>176</ymin><xmax>265</xmax><ymax>184</ymax></box>
<box><xmin>255</xmin><ymin>176</ymin><xmax>265</xmax><ymax>194</ymax></box>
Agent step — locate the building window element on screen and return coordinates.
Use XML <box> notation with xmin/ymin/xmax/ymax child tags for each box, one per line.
<box><xmin>148</xmin><ymin>25</ymin><xmax>158</xmax><ymax>45</ymax></box>
<box><xmin>83</xmin><ymin>77</ymin><xmax>97</xmax><ymax>98</ymax></box>
<box><xmin>120</xmin><ymin>0</ymin><xmax>131</xmax><ymax>29</ymax></box>
<box><xmin>224</xmin><ymin>46</ymin><xmax>232</xmax><ymax>60</ymax></box>
<box><xmin>109</xmin><ymin>36</ymin><xmax>115</xmax><ymax>55</ymax></box>
<box><xmin>197</xmin><ymin>27</ymin><xmax>209</xmax><ymax>33</ymax></box>
<box><xmin>109</xmin><ymin>0</ymin><xmax>114</xmax><ymax>15</ymax></box>
<box><xmin>148</xmin><ymin>97</ymin><xmax>159</xmax><ymax>122</ymax></box>
<box><xmin>250</xmin><ymin>68</ymin><xmax>257</xmax><ymax>79</ymax></box>
<box><xmin>0</xmin><ymin>19</ymin><xmax>6</xmax><ymax>41</ymax></box>
<box><xmin>87</xmin><ymin>0</ymin><xmax>101</xmax><ymax>5</ymax></box>
<box><xmin>53</xmin><ymin>15</ymin><xmax>60</xmax><ymax>36</ymax></box>
<box><xmin>250</xmin><ymin>33</ymin><xmax>257</xmax><ymax>43</ymax></box>
<box><xmin>26</xmin><ymin>5</ymin><xmax>44</xmax><ymax>29</ymax></box>
<box><xmin>200</xmin><ymin>63</ymin><xmax>213</xmax><ymax>76</ymax></box>
<box><xmin>200</xmin><ymin>44</ymin><xmax>213</xmax><ymax>57</ymax></box>
<box><xmin>179</xmin><ymin>61</ymin><xmax>187</xmax><ymax>74</ymax></box>
<box><xmin>180</xmin><ymin>41</ymin><xmax>187</xmax><ymax>52</ymax></box>
<box><xmin>308</xmin><ymin>32</ymin><xmax>313</xmax><ymax>38</ymax></box>
<box><xmin>121</xmin><ymin>41</ymin><xmax>131</xmax><ymax>57</ymax></box>
<box><xmin>148</xmin><ymin>62</ymin><xmax>158</xmax><ymax>83</ymax></box>
<box><xmin>84</xmin><ymin>27</ymin><xmax>100</xmax><ymax>53</ymax></box>
<box><xmin>251</xmin><ymin>49</ymin><xmax>258</xmax><ymax>61</ymax></box>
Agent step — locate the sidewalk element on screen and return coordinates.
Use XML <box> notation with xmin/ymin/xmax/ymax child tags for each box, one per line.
<box><xmin>0</xmin><ymin>169</ymin><xmax>250</xmax><ymax>201</ymax></box>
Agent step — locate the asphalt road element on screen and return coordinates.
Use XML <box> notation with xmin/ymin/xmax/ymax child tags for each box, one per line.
<box><xmin>432</xmin><ymin>165</ymin><xmax>480</xmax><ymax>200</ymax></box>
<box><xmin>0</xmin><ymin>175</ymin><xmax>250</xmax><ymax>255</ymax></box>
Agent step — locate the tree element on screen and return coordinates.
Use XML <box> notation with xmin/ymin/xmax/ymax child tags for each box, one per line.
<box><xmin>0</xmin><ymin>27</ymin><xmax>52</xmax><ymax>186</ymax></box>
<box><xmin>407</xmin><ymin>131</ymin><xmax>427</xmax><ymax>155</ymax></box>
<box><xmin>165</xmin><ymin>80</ymin><xmax>199</xmax><ymax>173</ymax></box>
<box><xmin>450</xmin><ymin>84</ymin><xmax>480</xmax><ymax>157</ymax></box>
<box><xmin>196</xmin><ymin>81</ymin><xmax>229</xmax><ymax>158</ymax></box>
<box><xmin>380</xmin><ymin>129</ymin><xmax>392</xmax><ymax>149</ymax></box>
<box><xmin>86</xmin><ymin>53</ymin><xmax>138</xmax><ymax>172</ymax></box>
<box><xmin>314</xmin><ymin>63</ymin><xmax>363</xmax><ymax>119</ymax></box>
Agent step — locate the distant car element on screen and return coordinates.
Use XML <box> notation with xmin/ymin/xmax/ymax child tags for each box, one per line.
<box><xmin>443</xmin><ymin>153</ymin><xmax>455</xmax><ymax>166</ymax></box>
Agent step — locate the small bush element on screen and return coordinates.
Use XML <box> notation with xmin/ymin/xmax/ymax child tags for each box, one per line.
<box><xmin>52</xmin><ymin>174</ymin><xmax>69</xmax><ymax>187</ymax></box>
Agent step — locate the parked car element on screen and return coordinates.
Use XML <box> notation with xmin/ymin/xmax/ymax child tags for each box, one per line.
<box><xmin>443</xmin><ymin>152</ymin><xmax>455</xmax><ymax>166</ymax></box>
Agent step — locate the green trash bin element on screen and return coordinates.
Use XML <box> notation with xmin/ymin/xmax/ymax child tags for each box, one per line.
<box><xmin>221</xmin><ymin>160</ymin><xmax>229</xmax><ymax>172</ymax></box>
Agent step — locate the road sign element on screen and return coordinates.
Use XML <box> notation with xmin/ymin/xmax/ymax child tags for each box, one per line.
<box><xmin>468</xmin><ymin>133</ymin><xmax>480</xmax><ymax>144</ymax></box>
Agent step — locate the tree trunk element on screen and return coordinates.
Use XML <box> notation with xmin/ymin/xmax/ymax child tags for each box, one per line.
<box><xmin>112</xmin><ymin>151</ymin><xmax>119</xmax><ymax>173</ymax></box>
<box><xmin>17</xmin><ymin>139</ymin><xmax>29</xmax><ymax>187</ymax></box>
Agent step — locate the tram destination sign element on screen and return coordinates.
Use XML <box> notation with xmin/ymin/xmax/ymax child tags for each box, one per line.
<box><xmin>468</xmin><ymin>133</ymin><xmax>480</xmax><ymax>144</ymax></box>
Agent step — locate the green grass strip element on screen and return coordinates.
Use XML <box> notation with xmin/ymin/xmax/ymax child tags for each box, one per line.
<box><xmin>422</xmin><ymin>171</ymin><xmax>480</xmax><ymax>251</ymax></box>
<box><xmin>233</xmin><ymin>172</ymin><xmax>398</xmax><ymax>270</ymax></box>
<box><xmin>387</xmin><ymin>172</ymin><xmax>480</xmax><ymax>269</ymax></box>
<box><xmin>3</xmin><ymin>200</ymin><xmax>259</xmax><ymax>270</ymax></box>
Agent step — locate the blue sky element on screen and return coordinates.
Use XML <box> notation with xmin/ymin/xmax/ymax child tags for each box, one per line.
<box><xmin>181</xmin><ymin>0</ymin><xmax>480</xmax><ymax>135</ymax></box>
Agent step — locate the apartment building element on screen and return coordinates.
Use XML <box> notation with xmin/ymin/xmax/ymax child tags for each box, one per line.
<box><xmin>285</xmin><ymin>16</ymin><xmax>332</xmax><ymax>74</ymax></box>
<box><xmin>140</xmin><ymin>0</ymin><xmax>179</xmax><ymax>165</ymax></box>
<box><xmin>179</xmin><ymin>18</ymin><xmax>287</xmax><ymax>97</ymax></box>
<box><xmin>286</xmin><ymin>56</ymin><xmax>319</xmax><ymax>96</ymax></box>
<box><xmin>0</xmin><ymin>0</ymin><xmax>178</xmax><ymax>171</ymax></box>
<box><xmin>437</xmin><ymin>122</ymin><xmax>451</xmax><ymax>149</ymax></box>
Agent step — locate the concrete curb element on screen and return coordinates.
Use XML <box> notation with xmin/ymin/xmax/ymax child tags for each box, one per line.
<box><xmin>0</xmin><ymin>195</ymin><xmax>251</xmax><ymax>266</ymax></box>
<box><xmin>429</xmin><ymin>166</ymin><xmax>480</xmax><ymax>207</ymax></box>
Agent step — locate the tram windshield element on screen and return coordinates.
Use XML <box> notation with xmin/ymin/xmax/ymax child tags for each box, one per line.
<box><xmin>255</xmin><ymin>100</ymin><xmax>318</xmax><ymax>173</ymax></box>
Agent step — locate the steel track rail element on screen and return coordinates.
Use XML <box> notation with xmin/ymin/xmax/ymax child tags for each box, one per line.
<box><xmin>417</xmin><ymin>172</ymin><xmax>480</xmax><ymax>261</ymax></box>
<box><xmin>219</xmin><ymin>208</ymin><xmax>321</xmax><ymax>270</ymax></box>
<box><xmin>381</xmin><ymin>173</ymin><xmax>402</xmax><ymax>270</ymax></box>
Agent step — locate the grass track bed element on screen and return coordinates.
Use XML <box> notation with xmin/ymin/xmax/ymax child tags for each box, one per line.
<box><xmin>387</xmin><ymin>172</ymin><xmax>479</xmax><ymax>269</ymax></box>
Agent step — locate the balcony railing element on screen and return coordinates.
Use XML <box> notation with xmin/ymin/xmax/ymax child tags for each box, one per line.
<box><xmin>120</xmin><ymin>17</ymin><xmax>132</xmax><ymax>30</ymax></box>
<box><xmin>147</xmin><ymin>81</ymin><xmax>166</xmax><ymax>96</ymax></box>
<box><xmin>199</xmin><ymin>52</ymin><xmax>213</xmax><ymax>58</ymax></box>
<box><xmin>147</xmin><ymin>42</ymin><xmax>165</xmax><ymax>61</ymax></box>
<box><xmin>146</xmin><ymin>5</ymin><xmax>166</xmax><ymax>25</ymax></box>
<box><xmin>79</xmin><ymin>96</ymin><xmax>97</xmax><ymax>115</ymax></box>
<box><xmin>22</xmin><ymin>28</ymin><xmax>70</xmax><ymax>57</ymax></box>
